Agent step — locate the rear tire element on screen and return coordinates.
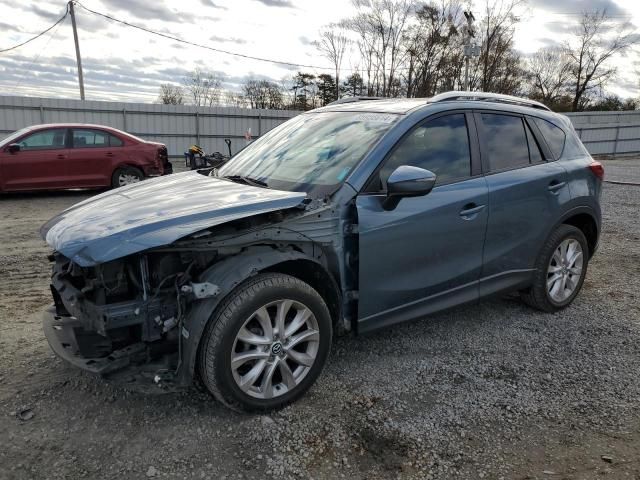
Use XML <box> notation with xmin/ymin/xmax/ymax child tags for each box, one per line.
<box><xmin>111</xmin><ymin>166</ymin><xmax>143</xmax><ymax>189</ymax></box>
<box><xmin>198</xmin><ymin>273</ymin><xmax>332</xmax><ymax>412</ymax></box>
<box><xmin>521</xmin><ymin>224</ymin><xmax>589</xmax><ymax>312</ymax></box>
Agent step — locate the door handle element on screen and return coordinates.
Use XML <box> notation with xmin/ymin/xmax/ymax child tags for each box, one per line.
<box><xmin>57</xmin><ymin>154</ymin><xmax>66</xmax><ymax>159</ymax></box>
<box><xmin>547</xmin><ymin>180</ymin><xmax>566</xmax><ymax>193</ymax></box>
<box><xmin>459</xmin><ymin>203</ymin><xmax>486</xmax><ymax>219</ymax></box>
<box><xmin>105</xmin><ymin>152</ymin><xmax>114</xmax><ymax>157</ymax></box>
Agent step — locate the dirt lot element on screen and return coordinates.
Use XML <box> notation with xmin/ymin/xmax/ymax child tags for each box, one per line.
<box><xmin>1</xmin><ymin>172</ymin><xmax>639</xmax><ymax>480</ymax></box>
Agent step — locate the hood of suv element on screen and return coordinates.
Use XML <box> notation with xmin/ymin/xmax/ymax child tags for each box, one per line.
<box><xmin>41</xmin><ymin>171</ymin><xmax>307</xmax><ymax>266</ymax></box>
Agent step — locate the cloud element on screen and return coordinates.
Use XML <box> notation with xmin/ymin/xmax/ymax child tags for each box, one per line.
<box><xmin>299</xmin><ymin>35</ymin><xmax>313</xmax><ymax>46</ymax></box>
<box><xmin>210</xmin><ymin>35</ymin><xmax>248</xmax><ymax>45</ymax></box>
<box><xmin>253</xmin><ymin>0</ymin><xmax>295</xmax><ymax>8</ymax></box>
<box><xmin>99</xmin><ymin>0</ymin><xmax>198</xmax><ymax>22</ymax></box>
<box><xmin>538</xmin><ymin>37</ymin><xmax>563</xmax><ymax>48</ymax></box>
<box><xmin>200</xmin><ymin>0</ymin><xmax>227</xmax><ymax>8</ymax></box>
<box><xmin>545</xmin><ymin>22</ymin><xmax>576</xmax><ymax>34</ymax></box>
<box><xmin>528</xmin><ymin>0</ymin><xmax>628</xmax><ymax>16</ymax></box>
<box><xmin>31</xmin><ymin>5</ymin><xmax>65</xmax><ymax>22</ymax></box>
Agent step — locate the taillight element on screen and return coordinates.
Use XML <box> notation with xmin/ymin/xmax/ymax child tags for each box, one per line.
<box><xmin>589</xmin><ymin>161</ymin><xmax>604</xmax><ymax>180</ymax></box>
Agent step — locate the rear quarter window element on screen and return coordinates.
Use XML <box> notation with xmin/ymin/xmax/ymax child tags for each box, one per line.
<box><xmin>533</xmin><ymin>118</ymin><xmax>566</xmax><ymax>159</ymax></box>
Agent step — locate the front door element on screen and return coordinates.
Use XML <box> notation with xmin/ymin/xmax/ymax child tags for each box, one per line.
<box><xmin>0</xmin><ymin>128</ymin><xmax>70</xmax><ymax>191</ymax></box>
<box><xmin>356</xmin><ymin>112</ymin><xmax>488</xmax><ymax>332</ymax></box>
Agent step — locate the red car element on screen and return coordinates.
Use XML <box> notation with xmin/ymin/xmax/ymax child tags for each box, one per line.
<box><xmin>0</xmin><ymin>123</ymin><xmax>172</xmax><ymax>192</ymax></box>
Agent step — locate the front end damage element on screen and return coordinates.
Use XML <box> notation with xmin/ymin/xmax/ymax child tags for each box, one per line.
<box><xmin>42</xmin><ymin>197</ymin><xmax>357</xmax><ymax>390</ymax></box>
<box><xmin>43</xmin><ymin>250</ymin><xmax>204</xmax><ymax>388</ymax></box>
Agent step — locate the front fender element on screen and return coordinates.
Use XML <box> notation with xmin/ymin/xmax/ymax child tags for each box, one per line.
<box><xmin>177</xmin><ymin>246</ymin><xmax>320</xmax><ymax>385</ymax></box>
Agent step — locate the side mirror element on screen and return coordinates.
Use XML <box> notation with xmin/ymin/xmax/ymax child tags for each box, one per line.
<box><xmin>384</xmin><ymin>165</ymin><xmax>437</xmax><ymax>210</ymax></box>
<box><xmin>7</xmin><ymin>143</ymin><xmax>20</xmax><ymax>154</ymax></box>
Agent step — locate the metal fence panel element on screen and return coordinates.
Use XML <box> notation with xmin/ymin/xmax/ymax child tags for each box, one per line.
<box><xmin>2</xmin><ymin>96</ymin><xmax>639</xmax><ymax>157</ymax></box>
<box><xmin>0</xmin><ymin>96</ymin><xmax>299</xmax><ymax>158</ymax></box>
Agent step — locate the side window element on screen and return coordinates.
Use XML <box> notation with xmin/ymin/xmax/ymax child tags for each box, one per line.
<box><xmin>109</xmin><ymin>135</ymin><xmax>124</xmax><ymax>147</ymax></box>
<box><xmin>481</xmin><ymin>114</ymin><xmax>529</xmax><ymax>171</ymax></box>
<box><xmin>19</xmin><ymin>129</ymin><xmax>67</xmax><ymax>150</ymax></box>
<box><xmin>525</xmin><ymin>122</ymin><xmax>544</xmax><ymax>163</ymax></box>
<box><xmin>532</xmin><ymin>118</ymin><xmax>566</xmax><ymax>159</ymax></box>
<box><xmin>377</xmin><ymin>114</ymin><xmax>471</xmax><ymax>190</ymax></box>
<box><xmin>73</xmin><ymin>129</ymin><xmax>109</xmax><ymax>148</ymax></box>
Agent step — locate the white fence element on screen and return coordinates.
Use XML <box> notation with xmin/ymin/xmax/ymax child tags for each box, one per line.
<box><xmin>564</xmin><ymin>111</ymin><xmax>640</xmax><ymax>156</ymax></box>
<box><xmin>0</xmin><ymin>96</ymin><xmax>299</xmax><ymax>158</ymax></box>
<box><xmin>1</xmin><ymin>96</ymin><xmax>639</xmax><ymax>157</ymax></box>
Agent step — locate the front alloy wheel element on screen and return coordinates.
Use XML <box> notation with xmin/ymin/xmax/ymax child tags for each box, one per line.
<box><xmin>231</xmin><ymin>299</ymin><xmax>320</xmax><ymax>399</ymax></box>
<box><xmin>198</xmin><ymin>273</ymin><xmax>332</xmax><ymax>412</ymax></box>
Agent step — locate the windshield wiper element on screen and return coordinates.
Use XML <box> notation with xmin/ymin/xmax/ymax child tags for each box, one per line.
<box><xmin>221</xmin><ymin>175</ymin><xmax>269</xmax><ymax>188</ymax></box>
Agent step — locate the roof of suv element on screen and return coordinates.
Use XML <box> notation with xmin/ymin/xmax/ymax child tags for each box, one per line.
<box><xmin>315</xmin><ymin>98</ymin><xmax>429</xmax><ymax>114</ymax></box>
<box><xmin>315</xmin><ymin>91</ymin><xmax>552</xmax><ymax>115</ymax></box>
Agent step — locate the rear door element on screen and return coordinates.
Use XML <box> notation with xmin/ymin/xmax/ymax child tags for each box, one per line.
<box><xmin>0</xmin><ymin>128</ymin><xmax>70</xmax><ymax>191</ymax></box>
<box><xmin>66</xmin><ymin>129</ymin><xmax>123</xmax><ymax>187</ymax></box>
<box><xmin>477</xmin><ymin>111</ymin><xmax>570</xmax><ymax>295</ymax></box>
<box><xmin>356</xmin><ymin>112</ymin><xmax>489</xmax><ymax>332</ymax></box>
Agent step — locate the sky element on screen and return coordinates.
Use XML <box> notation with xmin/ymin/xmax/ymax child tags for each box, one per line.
<box><xmin>0</xmin><ymin>0</ymin><xmax>638</xmax><ymax>103</ymax></box>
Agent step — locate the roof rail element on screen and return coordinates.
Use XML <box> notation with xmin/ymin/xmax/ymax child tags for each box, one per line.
<box><xmin>430</xmin><ymin>91</ymin><xmax>551</xmax><ymax>111</ymax></box>
<box><xmin>326</xmin><ymin>96</ymin><xmax>383</xmax><ymax>106</ymax></box>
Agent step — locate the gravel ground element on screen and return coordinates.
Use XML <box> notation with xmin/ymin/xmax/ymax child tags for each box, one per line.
<box><xmin>1</xmin><ymin>175</ymin><xmax>639</xmax><ymax>480</ymax></box>
<box><xmin>598</xmin><ymin>157</ymin><xmax>640</xmax><ymax>184</ymax></box>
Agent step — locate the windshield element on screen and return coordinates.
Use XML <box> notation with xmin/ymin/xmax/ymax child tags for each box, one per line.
<box><xmin>0</xmin><ymin>127</ymin><xmax>32</xmax><ymax>148</ymax></box>
<box><xmin>217</xmin><ymin>111</ymin><xmax>398</xmax><ymax>196</ymax></box>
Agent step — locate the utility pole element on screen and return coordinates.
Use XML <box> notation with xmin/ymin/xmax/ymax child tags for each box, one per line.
<box><xmin>463</xmin><ymin>11</ymin><xmax>479</xmax><ymax>92</ymax></box>
<box><xmin>69</xmin><ymin>1</ymin><xmax>85</xmax><ymax>100</ymax></box>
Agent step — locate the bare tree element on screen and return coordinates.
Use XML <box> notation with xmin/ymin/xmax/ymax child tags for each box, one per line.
<box><xmin>526</xmin><ymin>47</ymin><xmax>572</xmax><ymax>106</ymax></box>
<box><xmin>223</xmin><ymin>90</ymin><xmax>248</xmax><ymax>108</ymax></box>
<box><xmin>157</xmin><ymin>83</ymin><xmax>184</xmax><ymax>105</ymax></box>
<box><xmin>314</xmin><ymin>27</ymin><xmax>350</xmax><ymax>98</ymax></box>
<box><xmin>343</xmin><ymin>0</ymin><xmax>414</xmax><ymax>97</ymax></box>
<box><xmin>565</xmin><ymin>10</ymin><xmax>638</xmax><ymax>111</ymax></box>
<box><xmin>469</xmin><ymin>0</ymin><xmax>525</xmax><ymax>94</ymax></box>
<box><xmin>402</xmin><ymin>0</ymin><xmax>465</xmax><ymax>97</ymax></box>
<box><xmin>242</xmin><ymin>79</ymin><xmax>284</xmax><ymax>109</ymax></box>
<box><xmin>183</xmin><ymin>68</ymin><xmax>223</xmax><ymax>106</ymax></box>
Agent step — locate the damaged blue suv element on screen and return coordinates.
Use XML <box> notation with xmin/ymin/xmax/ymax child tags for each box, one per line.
<box><xmin>41</xmin><ymin>92</ymin><xmax>603</xmax><ymax>412</ymax></box>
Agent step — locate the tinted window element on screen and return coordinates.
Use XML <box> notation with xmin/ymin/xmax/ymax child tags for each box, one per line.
<box><xmin>109</xmin><ymin>135</ymin><xmax>123</xmax><ymax>147</ymax></box>
<box><xmin>19</xmin><ymin>129</ymin><xmax>67</xmax><ymax>150</ymax></box>
<box><xmin>482</xmin><ymin>114</ymin><xmax>529</xmax><ymax>171</ymax></box>
<box><xmin>533</xmin><ymin>118</ymin><xmax>566</xmax><ymax>159</ymax></box>
<box><xmin>525</xmin><ymin>122</ymin><xmax>544</xmax><ymax>163</ymax></box>
<box><xmin>73</xmin><ymin>129</ymin><xmax>109</xmax><ymax>148</ymax></box>
<box><xmin>379</xmin><ymin>114</ymin><xmax>471</xmax><ymax>189</ymax></box>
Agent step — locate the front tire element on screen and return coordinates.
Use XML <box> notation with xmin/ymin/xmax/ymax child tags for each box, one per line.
<box><xmin>198</xmin><ymin>273</ymin><xmax>332</xmax><ymax>412</ymax></box>
<box><xmin>521</xmin><ymin>224</ymin><xmax>589</xmax><ymax>312</ymax></box>
<box><xmin>111</xmin><ymin>166</ymin><xmax>143</xmax><ymax>189</ymax></box>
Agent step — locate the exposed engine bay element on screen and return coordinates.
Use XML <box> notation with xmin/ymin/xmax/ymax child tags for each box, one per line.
<box><xmin>43</xmin><ymin>202</ymin><xmax>355</xmax><ymax>390</ymax></box>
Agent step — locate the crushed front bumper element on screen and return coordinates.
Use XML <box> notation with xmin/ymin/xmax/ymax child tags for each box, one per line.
<box><xmin>42</xmin><ymin>305</ymin><xmax>146</xmax><ymax>376</ymax></box>
<box><xmin>43</xmin><ymin>306</ymin><xmax>183</xmax><ymax>391</ymax></box>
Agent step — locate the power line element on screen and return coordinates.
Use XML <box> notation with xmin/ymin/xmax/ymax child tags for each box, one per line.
<box><xmin>73</xmin><ymin>1</ymin><xmax>335</xmax><ymax>71</ymax></box>
<box><xmin>0</xmin><ymin>6</ymin><xmax>69</xmax><ymax>54</ymax></box>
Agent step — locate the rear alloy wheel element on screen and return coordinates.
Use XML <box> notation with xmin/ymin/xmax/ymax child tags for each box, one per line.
<box><xmin>198</xmin><ymin>273</ymin><xmax>332</xmax><ymax>412</ymax></box>
<box><xmin>111</xmin><ymin>166</ymin><xmax>144</xmax><ymax>188</ymax></box>
<box><xmin>521</xmin><ymin>224</ymin><xmax>589</xmax><ymax>312</ymax></box>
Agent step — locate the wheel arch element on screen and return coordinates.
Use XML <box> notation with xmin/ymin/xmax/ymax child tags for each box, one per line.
<box><xmin>178</xmin><ymin>245</ymin><xmax>340</xmax><ymax>386</ymax></box>
<box><xmin>561</xmin><ymin>212</ymin><xmax>599</xmax><ymax>258</ymax></box>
